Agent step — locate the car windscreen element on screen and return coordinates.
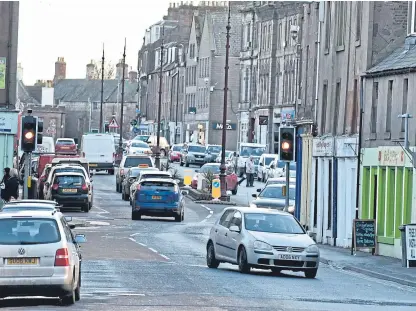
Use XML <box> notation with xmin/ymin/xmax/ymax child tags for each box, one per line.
<box><xmin>0</xmin><ymin>218</ymin><xmax>61</xmax><ymax>245</ymax></box>
<box><xmin>124</xmin><ymin>157</ymin><xmax>153</xmax><ymax>167</ymax></box>
<box><xmin>141</xmin><ymin>174</ymin><xmax>171</xmax><ymax>180</ymax></box>
<box><xmin>265</xmin><ymin>157</ymin><xmax>275</xmax><ymax>166</ymax></box>
<box><xmin>259</xmin><ymin>185</ymin><xmax>296</xmax><ymax>200</ymax></box>
<box><xmin>244</xmin><ymin>213</ymin><xmax>304</xmax><ymax>234</ymax></box>
<box><xmin>134</xmin><ymin>135</ymin><xmax>150</xmax><ymax>142</ymax></box>
<box><xmin>55</xmin><ymin>168</ymin><xmax>84</xmax><ymax>175</ymax></box>
<box><xmin>200</xmin><ymin>165</ymin><xmax>220</xmax><ymax>174</ymax></box>
<box><xmin>131</xmin><ymin>141</ymin><xmax>149</xmax><ymax>148</ymax></box>
<box><xmin>141</xmin><ymin>181</ymin><xmax>176</xmax><ymax>190</ymax></box>
<box><xmin>54</xmin><ymin>175</ymin><xmax>84</xmax><ymax>186</ymax></box>
<box><xmin>239</xmin><ymin>146</ymin><xmax>265</xmax><ymax>157</ymax></box>
<box><xmin>188</xmin><ymin>145</ymin><xmax>206</xmax><ymax>153</ymax></box>
<box><xmin>207</xmin><ymin>146</ymin><xmax>221</xmax><ymax>153</ymax></box>
<box><xmin>56</xmin><ymin>140</ymin><xmax>74</xmax><ymax>145</ymax></box>
<box><xmin>129</xmin><ymin>169</ymin><xmax>142</xmax><ymax>177</ymax></box>
<box><xmin>172</xmin><ymin>145</ymin><xmax>182</xmax><ymax>151</ymax></box>
<box><xmin>225</xmin><ymin>151</ymin><xmax>233</xmax><ymax>157</ymax></box>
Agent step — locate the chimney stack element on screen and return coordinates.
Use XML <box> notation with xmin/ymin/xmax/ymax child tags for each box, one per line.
<box><xmin>116</xmin><ymin>59</ymin><xmax>128</xmax><ymax>80</ymax></box>
<box><xmin>128</xmin><ymin>69</ymin><xmax>138</xmax><ymax>83</ymax></box>
<box><xmin>86</xmin><ymin>60</ymin><xmax>95</xmax><ymax>80</ymax></box>
<box><xmin>54</xmin><ymin>57</ymin><xmax>66</xmax><ymax>81</ymax></box>
<box><xmin>17</xmin><ymin>63</ymin><xmax>23</xmax><ymax>81</ymax></box>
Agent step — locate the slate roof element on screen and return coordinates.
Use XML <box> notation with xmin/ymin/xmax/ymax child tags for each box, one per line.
<box><xmin>366</xmin><ymin>37</ymin><xmax>416</xmax><ymax>76</ymax></box>
<box><xmin>26</xmin><ymin>86</ymin><xmax>43</xmax><ymax>104</ymax></box>
<box><xmin>54</xmin><ymin>79</ymin><xmax>137</xmax><ymax>103</ymax></box>
<box><xmin>17</xmin><ymin>80</ymin><xmax>40</xmax><ymax>105</ymax></box>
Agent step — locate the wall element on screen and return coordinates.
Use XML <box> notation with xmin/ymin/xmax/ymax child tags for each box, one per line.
<box><xmin>41</xmin><ymin>87</ymin><xmax>54</xmax><ymax>107</ymax></box>
<box><xmin>24</xmin><ymin>106</ymin><xmax>66</xmax><ymax>141</ymax></box>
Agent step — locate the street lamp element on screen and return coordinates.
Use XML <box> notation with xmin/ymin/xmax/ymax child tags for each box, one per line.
<box><xmin>155</xmin><ymin>26</ymin><xmax>165</xmax><ymax>169</ymax></box>
<box><xmin>219</xmin><ymin>3</ymin><xmax>231</xmax><ymax>201</ymax></box>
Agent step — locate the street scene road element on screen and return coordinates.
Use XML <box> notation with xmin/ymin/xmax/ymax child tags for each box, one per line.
<box><xmin>2</xmin><ymin>170</ymin><xmax>416</xmax><ymax>311</ymax></box>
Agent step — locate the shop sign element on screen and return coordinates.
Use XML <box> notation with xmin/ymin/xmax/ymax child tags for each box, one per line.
<box><xmin>212</xmin><ymin>122</ymin><xmax>236</xmax><ymax>130</ymax></box>
<box><xmin>281</xmin><ymin>109</ymin><xmax>295</xmax><ymax>122</ymax></box>
<box><xmin>312</xmin><ymin>137</ymin><xmax>334</xmax><ymax>157</ymax></box>
<box><xmin>378</xmin><ymin>147</ymin><xmax>405</xmax><ymax>166</ymax></box>
<box><xmin>335</xmin><ymin>137</ymin><xmax>358</xmax><ymax>158</ymax></box>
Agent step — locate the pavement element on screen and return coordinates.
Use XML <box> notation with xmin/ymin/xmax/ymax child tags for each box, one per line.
<box><xmin>2</xmin><ymin>169</ymin><xmax>416</xmax><ymax>310</ymax></box>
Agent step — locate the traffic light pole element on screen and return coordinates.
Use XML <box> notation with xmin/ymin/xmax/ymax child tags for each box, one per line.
<box><xmin>285</xmin><ymin>161</ymin><xmax>290</xmax><ymax>210</ymax></box>
<box><xmin>23</xmin><ymin>152</ymin><xmax>31</xmax><ymax>199</ymax></box>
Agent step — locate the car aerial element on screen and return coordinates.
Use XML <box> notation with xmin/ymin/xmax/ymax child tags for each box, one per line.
<box><xmin>168</xmin><ymin>144</ymin><xmax>183</xmax><ymax>162</ymax></box>
<box><xmin>251</xmin><ymin>183</ymin><xmax>296</xmax><ymax>214</ymax></box>
<box><xmin>55</xmin><ymin>138</ymin><xmax>77</xmax><ymax>155</ymax></box>
<box><xmin>127</xmin><ymin>140</ymin><xmax>153</xmax><ymax>155</ymax></box>
<box><xmin>129</xmin><ymin>170</ymin><xmax>172</xmax><ymax>205</ymax></box>
<box><xmin>206</xmin><ymin>207</ymin><xmax>319</xmax><ymax>278</ymax></box>
<box><xmin>0</xmin><ymin>209</ymin><xmax>87</xmax><ymax>304</ymax></box>
<box><xmin>180</xmin><ymin>144</ymin><xmax>207</xmax><ymax>167</ymax></box>
<box><xmin>43</xmin><ymin>164</ymin><xmax>93</xmax><ymax>210</ymax></box>
<box><xmin>121</xmin><ymin>167</ymin><xmax>146</xmax><ymax>201</ymax></box>
<box><xmin>257</xmin><ymin>154</ymin><xmax>279</xmax><ymax>182</ymax></box>
<box><xmin>192</xmin><ymin>163</ymin><xmax>238</xmax><ymax>195</ymax></box>
<box><xmin>116</xmin><ymin>155</ymin><xmax>155</xmax><ymax>193</ymax></box>
<box><xmin>204</xmin><ymin>145</ymin><xmax>221</xmax><ymax>163</ymax></box>
<box><xmin>44</xmin><ymin>172</ymin><xmax>91</xmax><ymax>212</ymax></box>
<box><xmin>131</xmin><ymin>178</ymin><xmax>187</xmax><ymax>222</ymax></box>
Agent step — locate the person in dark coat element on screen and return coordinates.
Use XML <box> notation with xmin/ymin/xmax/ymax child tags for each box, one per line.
<box><xmin>4</xmin><ymin>168</ymin><xmax>19</xmax><ymax>202</ymax></box>
<box><xmin>1</xmin><ymin>167</ymin><xmax>11</xmax><ymax>201</ymax></box>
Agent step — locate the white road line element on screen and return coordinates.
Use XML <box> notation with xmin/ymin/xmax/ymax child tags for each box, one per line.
<box><xmin>209</xmin><ymin>210</ymin><xmax>213</xmax><ymax>214</ymax></box>
<box><xmin>138</xmin><ymin>242</ymin><xmax>147</xmax><ymax>247</ymax></box>
<box><xmin>128</xmin><ymin>237</ymin><xmax>136</xmax><ymax>243</ymax></box>
<box><xmin>148</xmin><ymin>247</ymin><xmax>158</xmax><ymax>253</ymax></box>
<box><xmin>160</xmin><ymin>254</ymin><xmax>170</xmax><ymax>260</ymax></box>
<box><xmin>93</xmin><ymin>206</ymin><xmax>110</xmax><ymax>214</ymax></box>
<box><xmin>205</xmin><ymin>214</ymin><xmax>213</xmax><ymax>220</ymax></box>
<box><xmin>130</xmin><ymin>233</ymin><xmax>140</xmax><ymax>237</ymax></box>
<box><xmin>200</xmin><ymin>204</ymin><xmax>212</xmax><ymax>212</ymax></box>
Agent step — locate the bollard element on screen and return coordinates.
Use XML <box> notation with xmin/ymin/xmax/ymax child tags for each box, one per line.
<box><xmin>399</xmin><ymin>225</ymin><xmax>407</xmax><ymax>267</ymax></box>
<box><xmin>183</xmin><ymin>169</ymin><xmax>192</xmax><ymax>188</ymax></box>
<box><xmin>212</xmin><ymin>179</ymin><xmax>221</xmax><ymax>200</ymax></box>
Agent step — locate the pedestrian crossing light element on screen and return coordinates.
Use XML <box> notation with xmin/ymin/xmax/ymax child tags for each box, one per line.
<box><xmin>279</xmin><ymin>126</ymin><xmax>295</xmax><ymax>162</ymax></box>
<box><xmin>21</xmin><ymin>116</ymin><xmax>37</xmax><ymax>152</ymax></box>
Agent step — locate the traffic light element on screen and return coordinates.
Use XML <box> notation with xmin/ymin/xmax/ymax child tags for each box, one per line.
<box><xmin>37</xmin><ymin>118</ymin><xmax>43</xmax><ymax>145</ymax></box>
<box><xmin>21</xmin><ymin>116</ymin><xmax>37</xmax><ymax>152</ymax></box>
<box><xmin>279</xmin><ymin>126</ymin><xmax>295</xmax><ymax>161</ymax></box>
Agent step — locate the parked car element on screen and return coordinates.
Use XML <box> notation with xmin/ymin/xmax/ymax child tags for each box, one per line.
<box><xmin>192</xmin><ymin>163</ymin><xmax>238</xmax><ymax>195</ymax></box>
<box><xmin>266</xmin><ymin>160</ymin><xmax>296</xmax><ymax>180</ymax></box>
<box><xmin>116</xmin><ymin>155</ymin><xmax>155</xmax><ymax>193</ymax></box>
<box><xmin>206</xmin><ymin>207</ymin><xmax>319</xmax><ymax>278</ymax></box>
<box><xmin>215</xmin><ymin>150</ymin><xmax>235</xmax><ymax>163</ymax></box>
<box><xmin>204</xmin><ymin>145</ymin><xmax>221</xmax><ymax>163</ymax></box>
<box><xmin>0</xmin><ymin>210</ymin><xmax>87</xmax><ymax>304</ymax></box>
<box><xmin>257</xmin><ymin>154</ymin><xmax>279</xmax><ymax>182</ymax></box>
<box><xmin>131</xmin><ymin>178</ymin><xmax>187</xmax><ymax>222</ymax></box>
<box><xmin>250</xmin><ymin>183</ymin><xmax>296</xmax><ymax>214</ymax></box>
<box><xmin>55</xmin><ymin>138</ymin><xmax>77</xmax><ymax>155</ymax></box>
<box><xmin>168</xmin><ymin>144</ymin><xmax>183</xmax><ymax>162</ymax></box>
<box><xmin>37</xmin><ymin>164</ymin><xmax>52</xmax><ymax>199</ymax></box>
<box><xmin>121</xmin><ymin>167</ymin><xmax>144</xmax><ymax>201</ymax></box>
<box><xmin>180</xmin><ymin>144</ymin><xmax>206</xmax><ymax>167</ymax></box>
<box><xmin>127</xmin><ymin>141</ymin><xmax>153</xmax><ymax>155</ymax></box>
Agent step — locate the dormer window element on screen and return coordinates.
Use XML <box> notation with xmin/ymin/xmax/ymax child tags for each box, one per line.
<box><xmin>408</xmin><ymin>1</ymin><xmax>416</xmax><ymax>35</ymax></box>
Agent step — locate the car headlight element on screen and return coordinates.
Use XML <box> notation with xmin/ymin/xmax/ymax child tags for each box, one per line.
<box><xmin>253</xmin><ymin>240</ymin><xmax>273</xmax><ymax>251</ymax></box>
<box><xmin>249</xmin><ymin>203</ymin><xmax>257</xmax><ymax>208</ymax></box>
<box><xmin>306</xmin><ymin>244</ymin><xmax>319</xmax><ymax>254</ymax></box>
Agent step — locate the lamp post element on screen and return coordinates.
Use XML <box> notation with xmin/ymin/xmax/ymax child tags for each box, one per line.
<box><xmin>155</xmin><ymin>26</ymin><xmax>165</xmax><ymax>169</ymax></box>
<box><xmin>220</xmin><ymin>3</ymin><xmax>231</xmax><ymax>201</ymax></box>
<box><xmin>99</xmin><ymin>43</ymin><xmax>105</xmax><ymax>132</ymax></box>
<box><xmin>118</xmin><ymin>38</ymin><xmax>126</xmax><ymax>153</ymax></box>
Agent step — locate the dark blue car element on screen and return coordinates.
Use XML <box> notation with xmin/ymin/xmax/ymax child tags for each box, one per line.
<box><xmin>131</xmin><ymin>178</ymin><xmax>186</xmax><ymax>222</ymax></box>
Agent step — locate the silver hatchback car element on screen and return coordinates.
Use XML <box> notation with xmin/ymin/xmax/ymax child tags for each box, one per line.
<box><xmin>0</xmin><ymin>210</ymin><xmax>86</xmax><ymax>304</ymax></box>
<box><xmin>206</xmin><ymin>207</ymin><xmax>320</xmax><ymax>278</ymax></box>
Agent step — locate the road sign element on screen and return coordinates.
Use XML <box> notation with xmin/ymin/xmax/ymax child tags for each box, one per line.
<box><xmin>212</xmin><ymin>178</ymin><xmax>221</xmax><ymax>199</ymax></box>
<box><xmin>109</xmin><ymin>118</ymin><xmax>119</xmax><ymax>128</ymax></box>
<box><xmin>130</xmin><ymin>119</ymin><xmax>137</xmax><ymax>126</ymax></box>
<box><xmin>183</xmin><ymin>169</ymin><xmax>192</xmax><ymax>186</ymax></box>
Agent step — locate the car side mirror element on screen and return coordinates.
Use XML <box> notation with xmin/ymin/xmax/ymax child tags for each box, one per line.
<box><xmin>256</xmin><ymin>188</ymin><xmax>261</xmax><ymax>192</ymax></box>
<box><xmin>64</xmin><ymin>216</ymin><xmax>73</xmax><ymax>222</ymax></box>
<box><xmin>259</xmin><ymin>163</ymin><xmax>263</xmax><ymax>166</ymax></box>
<box><xmin>181</xmin><ymin>190</ymin><xmax>189</xmax><ymax>195</ymax></box>
<box><xmin>229</xmin><ymin>225</ymin><xmax>240</xmax><ymax>233</ymax></box>
<box><xmin>307</xmin><ymin>231</ymin><xmax>314</xmax><ymax>238</ymax></box>
<box><xmin>252</xmin><ymin>194</ymin><xmax>257</xmax><ymax>198</ymax></box>
<box><xmin>195</xmin><ymin>169</ymin><xmax>199</xmax><ymax>173</ymax></box>
<box><xmin>74</xmin><ymin>234</ymin><xmax>87</xmax><ymax>243</ymax></box>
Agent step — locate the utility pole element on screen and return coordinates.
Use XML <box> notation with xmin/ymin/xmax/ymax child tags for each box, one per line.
<box><xmin>219</xmin><ymin>3</ymin><xmax>231</xmax><ymax>201</ymax></box>
<box><xmin>175</xmin><ymin>69</ymin><xmax>180</xmax><ymax>144</ymax></box>
<box><xmin>119</xmin><ymin>38</ymin><xmax>126</xmax><ymax>152</ymax></box>
<box><xmin>155</xmin><ymin>26</ymin><xmax>165</xmax><ymax>169</ymax></box>
<box><xmin>99</xmin><ymin>43</ymin><xmax>105</xmax><ymax>132</ymax></box>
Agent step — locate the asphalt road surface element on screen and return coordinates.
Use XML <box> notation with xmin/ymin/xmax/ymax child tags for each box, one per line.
<box><xmin>2</xmin><ymin>172</ymin><xmax>416</xmax><ymax>311</ymax></box>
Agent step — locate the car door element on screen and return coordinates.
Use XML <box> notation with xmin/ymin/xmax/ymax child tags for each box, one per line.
<box><xmin>60</xmin><ymin>218</ymin><xmax>80</xmax><ymax>277</ymax></box>
<box><xmin>222</xmin><ymin>211</ymin><xmax>243</xmax><ymax>261</ymax></box>
<box><xmin>214</xmin><ymin>209</ymin><xmax>234</xmax><ymax>259</ymax></box>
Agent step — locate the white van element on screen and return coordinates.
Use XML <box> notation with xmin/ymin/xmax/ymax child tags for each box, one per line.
<box><xmin>81</xmin><ymin>133</ymin><xmax>115</xmax><ymax>174</ymax></box>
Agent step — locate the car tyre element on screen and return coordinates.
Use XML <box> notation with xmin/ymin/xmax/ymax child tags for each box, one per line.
<box><xmin>206</xmin><ymin>242</ymin><xmax>220</xmax><ymax>268</ymax></box>
<box><xmin>81</xmin><ymin>204</ymin><xmax>89</xmax><ymax>213</ymax></box>
<box><xmin>108</xmin><ymin>169</ymin><xmax>115</xmax><ymax>175</ymax></box>
<box><xmin>180</xmin><ymin>160</ymin><xmax>184</xmax><ymax>167</ymax></box>
<box><xmin>174</xmin><ymin>213</ymin><xmax>182</xmax><ymax>222</ymax></box>
<box><xmin>74</xmin><ymin>272</ymin><xmax>81</xmax><ymax>301</ymax></box>
<box><xmin>60</xmin><ymin>279</ymin><xmax>75</xmax><ymax>305</ymax></box>
<box><xmin>271</xmin><ymin>268</ymin><xmax>281</xmax><ymax>275</ymax></box>
<box><xmin>238</xmin><ymin>246</ymin><xmax>250</xmax><ymax>274</ymax></box>
<box><xmin>122</xmin><ymin>192</ymin><xmax>128</xmax><ymax>201</ymax></box>
<box><xmin>304</xmin><ymin>268</ymin><xmax>318</xmax><ymax>279</ymax></box>
<box><xmin>185</xmin><ymin>160</ymin><xmax>189</xmax><ymax>167</ymax></box>
<box><xmin>132</xmin><ymin>212</ymin><xmax>141</xmax><ymax>220</ymax></box>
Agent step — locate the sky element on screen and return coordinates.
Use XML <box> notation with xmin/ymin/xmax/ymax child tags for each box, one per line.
<box><xmin>18</xmin><ymin>0</ymin><xmax>170</xmax><ymax>85</ymax></box>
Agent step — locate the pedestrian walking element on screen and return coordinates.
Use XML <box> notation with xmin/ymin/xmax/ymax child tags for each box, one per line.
<box><xmin>3</xmin><ymin>168</ymin><xmax>19</xmax><ymax>202</ymax></box>
<box><xmin>1</xmin><ymin>167</ymin><xmax>11</xmax><ymax>202</ymax></box>
<box><xmin>245</xmin><ymin>156</ymin><xmax>255</xmax><ymax>187</ymax></box>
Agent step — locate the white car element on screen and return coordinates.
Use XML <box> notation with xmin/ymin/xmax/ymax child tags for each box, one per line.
<box><xmin>266</xmin><ymin>160</ymin><xmax>296</xmax><ymax>180</ymax></box>
<box><xmin>0</xmin><ymin>209</ymin><xmax>86</xmax><ymax>304</ymax></box>
<box><xmin>257</xmin><ymin>154</ymin><xmax>279</xmax><ymax>182</ymax></box>
<box><xmin>206</xmin><ymin>207</ymin><xmax>319</xmax><ymax>278</ymax></box>
<box><xmin>128</xmin><ymin>141</ymin><xmax>153</xmax><ymax>155</ymax></box>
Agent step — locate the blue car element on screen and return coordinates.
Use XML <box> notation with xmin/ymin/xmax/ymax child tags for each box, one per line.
<box><xmin>131</xmin><ymin>178</ymin><xmax>186</xmax><ymax>222</ymax></box>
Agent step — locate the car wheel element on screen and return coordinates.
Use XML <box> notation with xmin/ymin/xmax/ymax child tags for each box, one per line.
<box><xmin>238</xmin><ymin>246</ymin><xmax>250</xmax><ymax>274</ymax></box>
<box><xmin>132</xmin><ymin>212</ymin><xmax>141</xmax><ymax>220</ymax></box>
<box><xmin>206</xmin><ymin>242</ymin><xmax>220</xmax><ymax>268</ymax></box>
<box><xmin>185</xmin><ymin>160</ymin><xmax>189</xmax><ymax>167</ymax></box>
<box><xmin>231</xmin><ymin>186</ymin><xmax>238</xmax><ymax>195</ymax></box>
<box><xmin>304</xmin><ymin>268</ymin><xmax>318</xmax><ymax>279</ymax></box>
<box><xmin>180</xmin><ymin>160</ymin><xmax>184</xmax><ymax>167</ymax></box>
<box><xmin>75</xmin><ymin>272</ymin><xmax>81</xmax><ymax>301</ymax></box>
<box><xmin>174</xmin><ymin>213</ymin><xmax>182</xmax><ymax>222</ymax></box>
<box><xmin>88</xmin><ymin>202</ymin><xmax>92</xmax><ymax>210</ymax></box>
<box><xmin>82</xmin><ymin>204</ymin><xmax>89</xmax><ymax>213</ymax></box>
<box><xmin>108</xmin><ymin>169</ymin><xmax>115</xmax><ymax>175</ymax></box>
<box><xmin>60</xmin><ymin>278</ymin><xmax>75</xmax><ymax>305</ymax></box>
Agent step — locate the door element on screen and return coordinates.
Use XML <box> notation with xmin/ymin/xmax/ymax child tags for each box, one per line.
<box><xmin>222</xmin><ymin>211</ymin><xmax>242</xmax><ymax>261</ymax></box>
<box><xmin>214</xmin><ymin>209</ymin><xmax>234</xmax><ymax>258</ymax></box>
<box><xmin>61</xmin><ymin>218</ymin><xmax>80</xmax><ymax>278</ymax></box>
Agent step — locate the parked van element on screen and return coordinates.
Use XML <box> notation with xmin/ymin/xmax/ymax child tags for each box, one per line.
<box><xmin>36</xmin><ymin>136</ymin><xmax>55</xmax><ymax>154</ymax></box>
<box><xmin>81</xmin><ymin>133</ymin><xmax>115</xmax><ymax>174</ymax></box>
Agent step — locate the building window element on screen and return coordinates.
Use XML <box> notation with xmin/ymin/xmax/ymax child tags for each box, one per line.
<box><xmin>324</xmin><ymin>2</ymin><xmax>331</xmax><ymax>51</ymax></box>
<box><xmin>371</xmin><ymin>82</ymin><xmax>378</xmax><ymax>134</ymax></box>
<box><xmin>408</xmin><ymin>1</ymin><xmax>416</xmax><ymax>34</ymax></box>
<box><xmin>333</xmin><ymin>81</ymin><xmax>341</xmax><ymax>134</ymax></box>
<box><xmin>401</xmin><ymin>78</ymin><xmax>408</xmax><ymax>132</ymax></box>
<box><xmin>336</xmin><ymin>2</ymin><xmax>346</xmax><ymax>47</ymax></box>
<box><xmin>268</xmin><ymin>24</ymin><xmax>272</xmax><ymax>50</ymax></box>
<box><xmin>277</xmin><ymin>22</ymin><xmax>282</xmax><ymax>49</ymax></box>
<box><xmin>351</xmin><ymin>79</ymin><xmax>358</xmax><ymax>134</ymax></box>
<box><xmin>189</xmin><ymin>44</ymin><xmax>195</xmax><ymax>59</ymax></box>
<box><xmin>321</xmin><ymin>81</ymin><xmax>328</xmax><ymax>133</ymax></box>
<box><xmin>356</xmin><ymin>1</ymin><xmax>362</xmax><ymax>41</ymax></box>
<box><xmin>244</xmin><ymin>68</ymin><xmax>249</xmax><ymax>102</ymax></box>
<box><xmin>386</xmin><ymin>80</ymin><xmax>393</xmax><ymax>133</ymax></box>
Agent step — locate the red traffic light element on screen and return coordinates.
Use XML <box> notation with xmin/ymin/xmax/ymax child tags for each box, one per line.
<box><xmin>24</xmin><ymin>130</ymin><xmax>34</xmax><ymax>140</ymax></box>
<box><xmin>281</xmin><ymin>141</ymin><xmax>290</xmax><ymax>151</ymax></box>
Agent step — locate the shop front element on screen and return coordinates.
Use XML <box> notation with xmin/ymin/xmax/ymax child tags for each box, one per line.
<box><xmin>310</xmin><ymin>137</ymin><xmax>335</xmax><ymax>245</ymax></box>
<box><xmin>360</xmin><ymin>146</ymin><xmax>414</xmax><ymax>258</ymax></box>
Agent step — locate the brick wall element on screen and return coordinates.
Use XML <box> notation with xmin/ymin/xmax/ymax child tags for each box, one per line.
<box><xmin>24</xmin><ymin>106</ymin><xmax>66</xmax><ymax>140</ymax></box>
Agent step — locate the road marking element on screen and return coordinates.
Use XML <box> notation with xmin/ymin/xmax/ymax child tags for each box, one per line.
<box><xmin>128</xmin><ymin>237</ymin><xmax>136</xmax><ymax>243</ymax></box>
<box><xmin>205</xmin><ymin>213</ymin><xmax>213</xmax><ymax>220</ymax></box>
<box><xmin>148</xmin><ymin>247</ymin><xmax>158</xmax><ymax>253</ymax></box>
<box><xmin>138</xmin><ymin>242</ymin><xmax>147</xmax><ymax>247</ymax></box>
<box><xmin>201</xmin><ymin>204</ymin><xmax>212</xmax><ymax>212</ymax></box>
<box><xmin>130</xmin><ymin>233</ymin><xmax>140</xmax><ymax>237</ymax></box>
<box><xmin>93</xmin><ymin>206</ymin><xmax>110</xmax><ymax>214</ymax></box>
<box><xmin>160</xmin><ymin>254</ymin><xmax>170</xmax><ymax>260</ymax></box>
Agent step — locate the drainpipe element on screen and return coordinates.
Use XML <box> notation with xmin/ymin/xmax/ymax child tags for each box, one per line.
<box><xmin>314</xmin><ymin>5</ymin><xmax>323</xmax><ymax>126</ymax></box>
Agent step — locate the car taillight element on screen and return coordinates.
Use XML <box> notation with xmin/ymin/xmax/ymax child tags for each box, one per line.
<box><xmin>54</xmin><ymin>248</ymin><xmax>70</xmax><ymax>266</ymax></box>
<box><xmin>81</xmin><ymin>184</ymin><xmax>88</xmax><ymax>191</ymax></box>
<box><xmin>52</xmin><ymin>184</ymin><xmax>59</xmax><ymax>190</ymax></box>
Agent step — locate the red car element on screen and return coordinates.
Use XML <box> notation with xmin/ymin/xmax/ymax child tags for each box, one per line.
<box><xmin>55</xmin><ymin>138</ymin><xmax>77</xmax><ymax>155</ymax></box>
<box><xmin>191</xmin><ymin>163</ymin><xmax>238</xmax><ymax>195</ymax></box>
<box><xmin>168</xmin><ymin>144</ymin><xmax>183</xmax><ymax>162</ymax></box>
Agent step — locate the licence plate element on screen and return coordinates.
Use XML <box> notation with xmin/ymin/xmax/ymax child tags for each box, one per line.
<box><xmin>278</xmin><ymin>254</ymin><xmax>301</xmax><ymax>260</ymax></box>
<box><xmin>61</xmin><ymin>146</ymin><xmax>70</xmax><ymax>149</ymax></box>
<box><xmin>62</xmin><ymin>188</ymin><xmax>77</xmax><ymax>193</ymax></box>
<box><xmin>89</xmin><ymin>164</ymin><xmax>97</xmax><ymax>167</ymax></box>
<box><xmin>7</xmin><ymin>258</ymin><xmax>39</xmax><ymax>265</ymax></box>
<box><xmin>152</xmin><ymin>195</ymin><xmax>161</xmax><ymax>200</ymax></box>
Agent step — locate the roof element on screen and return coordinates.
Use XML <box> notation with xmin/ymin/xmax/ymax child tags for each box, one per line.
<box><xmin>366</xmin><ymin>36</ymin><xmax>416</xmax><ymax>76</ymax></box>
<box><xmin>17</xmin><ymin>80</ymin><xmax>41</xmax><ymax>105</ymax></box>
<box><xmin>54</xmin><ymin>79</ymin><xmax>137</xmax><ymax>103</ymax></box>
<box><xmin>26</xmin><ymin>85</ymin><xmax>43</xmax><ymax>104</ymax></box>
<box><xmin>223</xmin><ymin>206</ymin><xmax>290</xmax><ymax>215</ymax></box>
<box><xmin>5</xmin><ymin>200</ymin><xmax>57</xmax><ymax>205</ymax></box>
<box><xmin>0</xmin><ymin>209</ymin><xmax>59</xmax><ymax>218</ymax></box>
<box><xmin>141</xmin><ymin>171</ymin><xmax>172</xmax><ymax>175</ymax></box>
<box><xmin>264</xmin><ymin>183</ymin><xmax>296</xmax><ymax>188</ymax></box>
<box><xmin>54</xmin><ymin>171</ymin><xmax>85</xmax><ymax>177</ymax></box>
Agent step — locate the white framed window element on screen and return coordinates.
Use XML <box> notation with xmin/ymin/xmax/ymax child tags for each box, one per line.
<box><xmin>408</xmin><ymin>1</ymin><xmax>416</xmax><ymax>34</ymax></box>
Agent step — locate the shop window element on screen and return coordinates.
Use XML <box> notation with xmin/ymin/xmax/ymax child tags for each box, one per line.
<box><xmin>327</xmin><ymin>160</ymin><xmax>332</xmax><ymax>230</ymax></box>
<box><xmin>376</xmin><ymin>168</ymin><xmax>386</xmax><ymax>238</ymax></box>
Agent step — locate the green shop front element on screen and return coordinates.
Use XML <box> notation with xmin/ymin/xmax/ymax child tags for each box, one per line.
<box><xmin>360</xmin><ymin>147</ymin><xmax>414</xmax><ymax>258</ymax></box>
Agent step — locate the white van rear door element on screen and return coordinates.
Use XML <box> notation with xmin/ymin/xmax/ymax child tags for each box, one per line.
<box><xmin>83</xmin><ymin>136</ymin><xmax>115</xmax><ymax>164</ymax></box>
